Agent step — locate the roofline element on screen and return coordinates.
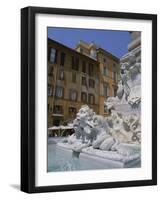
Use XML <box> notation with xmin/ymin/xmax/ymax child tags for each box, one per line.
<box><xmin>48</xmin><ymin>38</ymin><xmax>99</xmax><ymax>63</ymax></box>
<box><xmin>76</xmin><ymin>40</ymin><xmax>97</xmax><ymax>49</ymax></box>
<box><xmin>97</xmin><ymin>48</ymin><xmax>120</xmax><ymax>62</ymax></box>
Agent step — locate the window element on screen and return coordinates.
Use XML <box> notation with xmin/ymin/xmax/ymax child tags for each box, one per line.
<box><xmin>113</xmin><ymin>71</ymin><xmax>117</xmax><ymax>82</ymax></box>
<box><xmin>48</xmin><ymin>84</ymin><xmax>52</xmax><ymax>96</ymax></box>
<box><xmin>60</xmin><ymin>52</ymin><xmax>65</xmax><ymax>66</ymax></box>
<box><xmin>55</xmin><ymin>86</ymin><xmax>64</xmax><ymax>98</ymax></box>
<box><xmin>80</xmin><ymin>48</ymin><xmax>84</xmax><ymax>54</ymax></box>
<box><xmin>89</xmin><ymin>79</ymin><xmax>95</xmax><ymax>88</ymax></box>
<box><xmin>71</xmin><ymin>56</ymin><xmax>75</xmax><ymax>69</ymax></box>
<box><xmin>75</xmin><ymin>58</ymin><xmax>79</xmax><ymax>70</ymax></box>
<box><xmin>48</xmin><ymin>65</ymin><xmax>53</xmax><ymax>76</ymax></box>
<box><xmin>72</xmin><ymin>72</ymin><xmax>76</xmax><ymax>83</ymax></box>
<box><xmin>69</xmin><ymin>107</ymin><xmax>77</xmax><ymax>118</ymax></box>
<box><xmin>71</xmin><ymin>56</ymin><xmax>79</xmax><ymax>70</ymax></box>
<box><xmin>69</xmin><ymin>89</ymin><xmax>77</xmax><ymax>101</ymax></box>
<box><xmin>89</xmin><ymin>63</ymin><xmax>94</xmax><ymax>76</ymax></box>
<box><xmin>90</xmin><ymin>49</ymin><xmax>97</xmax><ymax>59</ymax></box>
<box><xmin>103</xmin><ymin>83</ymin><xmax>108</xmax><ymax>97</ymax></box>
<box><xmin>49</xmin><ymin>48</ymin><xmax>57</xmax><ymax>63</ymax></box>
<box><xmin>103</xmin><ymin>58</ymin><xmax>106</xmax><ymax>63</ymax></box>
<box><xmin>82</xmin><ymin>76</ymin><xmax>87</xmax><ymax>86</ymax></box>
<box><xmin>53</xmin><ymin>105</ymin><xmax>63</xmax><ymax>114</ymax></box>
<box><xmin>82</xmin><ymin>61</ymin><xmax>86</xmax><ymax>73</ymax></box>
<box><xmin>103</xmin><ymin>66</ymin><xmax>108</xmax><ymax>76</ymax></box>
<box><xmin>113</xmin><ymin>88</ymin><xmax>117</xmax><ymax>97</ymax></box>
<box><xmin>81</xmin><ymin>92</ymin><xmax>87</xmax><ymax>103</ymax></box>
<box><xmin>58</xmin><ymin>69</ymin><xmax>64</xmax><ymax>80</ymax></box>
<box><xmin>88</xmin><ymin>94</ymin><xmax>95</xmax><ymax>104</ymax></box>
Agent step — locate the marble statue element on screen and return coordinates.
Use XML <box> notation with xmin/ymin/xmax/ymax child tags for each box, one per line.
<box><xmin>104</xmin><ymin>51</ymin><xmax>141</xmax><ymax>144</ymax></box>
<box><xmin>57</xmin><ymin>49</ymin><xmax>141</xmax><ymax>167</ymax></box>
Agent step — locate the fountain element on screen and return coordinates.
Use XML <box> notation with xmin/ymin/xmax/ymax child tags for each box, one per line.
<box><xmin>55</xmin><ymin>51</ymin><xmax>141</xmax><ymax>169</ymax></box>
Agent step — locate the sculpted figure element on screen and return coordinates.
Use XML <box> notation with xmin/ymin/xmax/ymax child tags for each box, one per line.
<box><xmin>105</xmin><ymin>51</ymin><xmax>141</xmax><ymax>111</ymax></box>
<box><xmin>120</xmin><ymin>62</ymin><xmax>131</xmax><ymax>101</ymax></box>
<box><xmin>73</xmin><ymin>105</ymin><xmax>99</xmax><ymax>144</ymax></box>
<box><xmin>107</xmin><ymin>111</ymin><xmax>133</xmax><ymax>143</ymax></box>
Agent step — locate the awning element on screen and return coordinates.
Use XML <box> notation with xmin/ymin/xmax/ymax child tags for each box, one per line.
<box><xmin>48</xmin><ymin>124</ymin><xmax>73</xmax><ymax>130</ymax></box>
<box><xmin>48</xmin><ymin>126</ymin><xmax>60</xmax><ymax>130</ymax></box>
<box><xmin>52</xmin><ymin>114</ymin><xmax>64</xmax><ymax>117</ymax></box>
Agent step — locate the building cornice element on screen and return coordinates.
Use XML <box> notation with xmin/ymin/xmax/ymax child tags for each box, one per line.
<box><xmin>48</xmin><ymin>38</ymin><xmax>99</xmax><ymax>64</ymax></box>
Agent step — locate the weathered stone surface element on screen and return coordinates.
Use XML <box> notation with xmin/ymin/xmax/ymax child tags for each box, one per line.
<box><xmin>99</xmin><ymin>137</ymin><xmax>115</xmax><ymax>151</ymax></box>
<box><xmin>92</xmin><ymin>134</ymin><xmax>110</xmax><ymax>149</ymax></box>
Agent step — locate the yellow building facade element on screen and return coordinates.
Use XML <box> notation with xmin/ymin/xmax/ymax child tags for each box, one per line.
<box><xmin>76</xmin><ymin>41</ymin><xmax>120</xmax><ymax>116</ymax></box>
<box><xmin>48</xmin><ymin>39</ymin><xmax>120</xmax><ymax>128</ymax></box>
<box><xmin>48</xmin><ymin>39</ymin><xmax>99</xmax><ymax>127</ymax></box>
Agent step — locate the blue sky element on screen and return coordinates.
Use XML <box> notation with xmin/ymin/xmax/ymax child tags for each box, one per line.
<box><xmin>48</xmin><ymin>27</ymin><xmax>130</xmax><ymax>58</ymax></box>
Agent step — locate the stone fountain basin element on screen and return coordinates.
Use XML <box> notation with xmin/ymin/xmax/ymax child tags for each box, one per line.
<box><xmin>57</xmin><ymin>142</ymin><xmax>141</xmax><ymax>168</ymax></box>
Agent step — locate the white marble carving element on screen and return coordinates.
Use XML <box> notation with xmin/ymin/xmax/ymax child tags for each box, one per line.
<box><xmin>57</xmin><ymin>41</ymin><xmax>141</xmax><ymax>167</ymax></box>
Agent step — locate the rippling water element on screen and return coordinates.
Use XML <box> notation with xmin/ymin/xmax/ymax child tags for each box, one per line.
<box><xmin>47</xmin><ymin>138</ymin><xmax>140</xmax><ymax>172</ymax></box>
<box><xmin>47</xmin><ymin>143</ymin><xmax>115</xmax><ymax>172</ymax></box>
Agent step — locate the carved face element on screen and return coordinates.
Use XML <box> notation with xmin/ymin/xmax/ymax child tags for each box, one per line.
<box><xmin>76</xmin><ymin>105</ymin><xmax>90</xmax><ymax>120</ymax></box>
